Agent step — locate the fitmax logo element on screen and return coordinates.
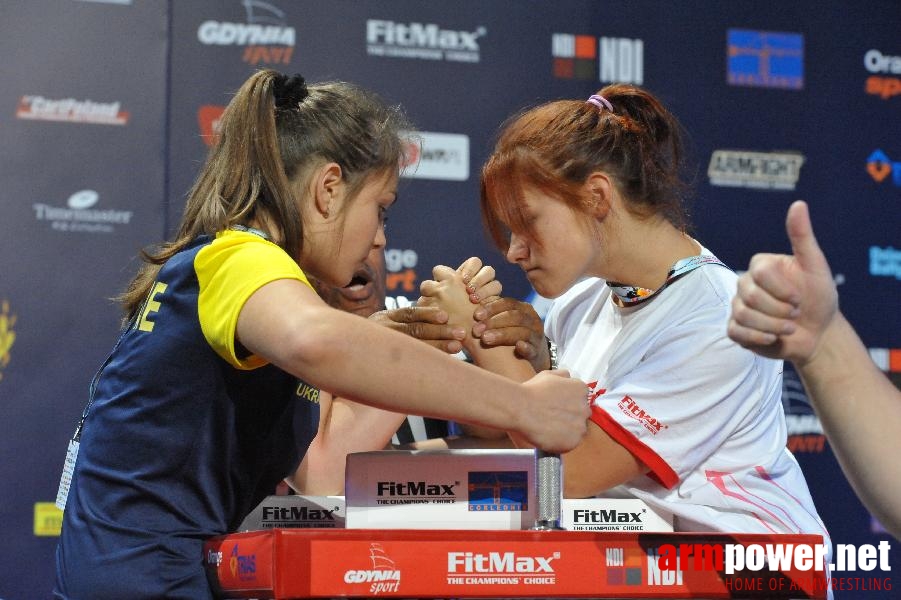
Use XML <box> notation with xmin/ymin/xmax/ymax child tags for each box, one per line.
<box><xmin>573</xmin><ymin>509</ymin><xmax>643</xmax><ymax>523</ymax></box>
<box><xmin>618</xmin><ymin>396</ymin><xmax>667</xmax><ymax>434</ymax></box>
<box><xmin>377</xmin><ymin>481</ymin><xmax>457</xmax><ymax>496</ymax></box>
<box><xmin>367</xmin><ymin>20</ymin><xmax>483</xmax><ymax>50</ymax></box>
<box><xmin>447</xmin><ymin>552</ymin><xmax>559</xmax><ymax>574</ymax></box>
<box><xmin>261</xmin><ymin>506</ymin><xmax>336</xmax><ymax>521</ymax></box>
<box><xmin>366</xmin><ymin>20</ymin><xmax>486</xmax><ymax>62</ymax></box>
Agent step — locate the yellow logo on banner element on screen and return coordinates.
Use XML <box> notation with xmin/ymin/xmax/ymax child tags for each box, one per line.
<box><xmin>34</xmin><ymin>502</ymin><xmax>63</xmax><ymax>536</ymax></box>
<box><xmin>0</xmin><ymin>299</ymin><xmax>16</xmax><ymax>381</ymax></box>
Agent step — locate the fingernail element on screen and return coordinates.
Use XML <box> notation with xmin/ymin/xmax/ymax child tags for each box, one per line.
<box><xmin>789</xmin><ymin>307</ymin><xmax>801</xmax><ymax>318</ymax></box>
<box><xmin>469</xmin><ymin>293</ymin><xmax>480</xmax><ymax>303</ymax></box>
<box><xmin>482</xmin><ymin>333</ymin><xmax>496</xmax><ymax>344</ymax></box>
<box><xmin>782</xmin><ymin>321</ymin><xmax>796</xmax><ymax>335</ymax></box>
<box><xmin>452</xmin><ymin>328</ymin><xmax>466</xmax><ymax>339</ymax></box>
<box><xmin>474</xmin><ymin>308</ymin><xmax>486</xmax><ymax>320</ymax></box>
<box><xmin>472</xmin><ymin>323</ymin><xmax>486</xmax><ymax>336</ymax></box>
<box><xmin>465</xmin><ymin>284</ymin><xmax>475</xmax><ymax>294</ymax></box>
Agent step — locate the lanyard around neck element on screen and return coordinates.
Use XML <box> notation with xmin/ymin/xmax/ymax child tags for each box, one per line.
<box><xmin>607</xmin><ymin>255</ymin><xmax>729</xmax><ymax>307</ymax></box>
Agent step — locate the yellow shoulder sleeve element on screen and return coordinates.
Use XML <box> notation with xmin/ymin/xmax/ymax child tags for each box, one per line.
<box><xmin>194</xmin><ymin>230</ymin><xmax>311</xmax><ymax>369</ymax></box>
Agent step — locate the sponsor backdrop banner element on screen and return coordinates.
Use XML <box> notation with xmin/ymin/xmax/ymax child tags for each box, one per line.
<box><xmin>0</xmin><ymin>0</ymin><xmax>897</xmax><ymax>597</ymax></box>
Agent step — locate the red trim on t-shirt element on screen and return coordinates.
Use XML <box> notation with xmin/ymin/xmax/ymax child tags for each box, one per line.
<box><xmin>591</xmin><ymin>404</ymin><xmax>680</xmax><ymax>489</ymax></box>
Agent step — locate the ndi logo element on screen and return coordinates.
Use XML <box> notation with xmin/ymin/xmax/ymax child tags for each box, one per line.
<box><xmin>605</xmin><ymin>546</ymin><xmax>643</xmax><ymax>586</ymax></box>
<box><xmin>468</xmin><ymin>471</ymin><xmax>528</xmax><ymax>511</ymax></box>
<box><xmin>551</xmin><ymin>33</ymin><xmax>644</xmax><ymax>84</ymax></box>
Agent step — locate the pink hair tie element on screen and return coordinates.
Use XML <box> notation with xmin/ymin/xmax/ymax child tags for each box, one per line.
<box><xmin>586</xmin><ymin>94</ymin><xmax>613</xmax><ymax>112</ymax></box>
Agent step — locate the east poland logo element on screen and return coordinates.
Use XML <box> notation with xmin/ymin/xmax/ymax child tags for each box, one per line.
<box><xmin>16</xmin><ymin>96</ymin><xmax>129</xmax><ymax>125</ymax></box>
<box><xmin>727</xmin><ymin>29</ymin><xmax>803</xmax><ymax>90</ymax></box>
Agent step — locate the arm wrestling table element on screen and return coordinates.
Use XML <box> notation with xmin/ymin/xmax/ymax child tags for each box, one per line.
<box><xmin>204</xmin><ymin>528</ymin><xmax>827</xmax><ymax>598</ymax></box>
<box><xmin>205</xmin><ymin>451</ymin><xmax>827</xmax><ymax>598</ymax></box>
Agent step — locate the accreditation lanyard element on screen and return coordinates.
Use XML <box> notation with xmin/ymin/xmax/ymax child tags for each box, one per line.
<box><xmin>55</xmin><ymin>299</ymin><xmax>143</xmax><ymax>510</ymax></box>
<box><xmin>607</xmin><ymin>255</ymin><xmax>730</xmax><ymax>307</ymax></box>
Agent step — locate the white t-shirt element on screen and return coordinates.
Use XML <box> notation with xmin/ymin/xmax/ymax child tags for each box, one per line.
<box><xmin>546</xmin><ymin>250</ymin><xmax>831</xmax><ymax>550</ymax></box>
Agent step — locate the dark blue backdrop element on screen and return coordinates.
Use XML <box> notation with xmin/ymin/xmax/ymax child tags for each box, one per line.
<box><xmin>1</xmin><ymin>1</ymin><xmax>898</xmax><ymax>597</ymax></box>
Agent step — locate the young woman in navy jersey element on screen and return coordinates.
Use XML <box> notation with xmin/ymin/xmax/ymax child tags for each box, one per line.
<box><xmin>53</xmin><ymin>69</ymin><xmax>590</xmax><ymax>600</ymax></box>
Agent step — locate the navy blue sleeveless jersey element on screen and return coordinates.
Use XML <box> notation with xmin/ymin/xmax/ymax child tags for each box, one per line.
<box><xmin>55</xmin><ymin>231</ymin><xmax>320</xmax><ymax>599</ymax></box>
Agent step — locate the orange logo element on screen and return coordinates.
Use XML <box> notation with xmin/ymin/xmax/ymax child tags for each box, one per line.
<box><xmin>866</xmin><ymin>149</ymin><xmax>896</xmax><ymax>183</ymax></box>
<box><xmin>866</xmin><ymin>76</ymin><xmax>901</xmax><ymax>99</ymax></box>
<box><xmin>864</xmin><ymin>50</ymin><xmax>901</xmax><ymax>99</ymax></box>
<box><xmin>867</xmin><ymin>161</ymin><xmax>892</xmax><ymax>181</ymax></box>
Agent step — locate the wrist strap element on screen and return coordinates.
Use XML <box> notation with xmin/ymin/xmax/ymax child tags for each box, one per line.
<box><xmin>547</xmin><ymin>338</ymin><xmax>558</xmax><ymax>370</ymax></box>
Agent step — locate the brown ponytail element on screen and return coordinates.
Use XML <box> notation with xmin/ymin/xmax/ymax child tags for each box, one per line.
<box><xmin>118</xmin><ymin>69</ymin><xmax>409</xmax><ymax>320</ymax></box>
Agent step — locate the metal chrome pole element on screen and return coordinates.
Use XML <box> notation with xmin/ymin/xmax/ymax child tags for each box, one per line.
<box><xmin>531</xmin><ymin>450</ymin><xmax>564</xmax><ymax>530</ymax></box>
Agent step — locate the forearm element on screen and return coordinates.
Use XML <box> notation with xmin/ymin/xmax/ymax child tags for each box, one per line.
<box><xmin>466</xmin><ymin>340</ymin><xmax>537</xmax><ymax>382</ymax></box>
<box><xmin>291</xmin><ymin>397</ymin><xmax>405</xmax><ymax>494</ymax></box>
<box><xmin>797</xmin><ymin>312</ymin><xmax>901</xmax><ymax>533</ymax></box>
<box><xmin>402</xmin><ymin>435</ymin><xmax>516</xmax><ymax>450</ymax></box>
<box><xmin>461</xmin><ymin>340</ymin><xmax>538</xmax><ymax>442</ymax></box>
<box><xmin>240</xmin><ymin>280</ymin><xmax>591</xmax><ymax>455</ymax></box>
<box><xmin>457</xmin><ymin>421</ymin><xmax>511</xmax><ymax>440</ymax></box>
<box><xmin>252</xmin><ymin>300</ymin><xmax>528</xmax><ymax>432</ymax></box>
